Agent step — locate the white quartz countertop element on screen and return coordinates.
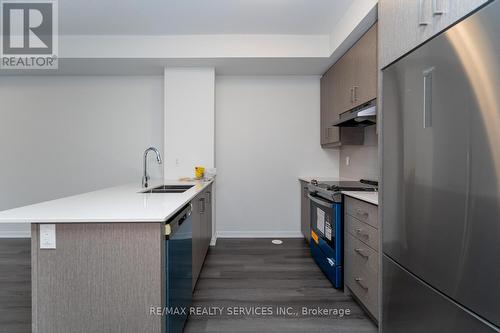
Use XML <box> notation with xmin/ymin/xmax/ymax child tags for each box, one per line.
<box><xmin>341</xmin><ymin>191</ymin><xmax>378</xmax><ymax>205</ymax></box>
<box><xmin>0</xmin><ymin>179</ymin><xmax>214</xmax><ymax>223</ymax></box>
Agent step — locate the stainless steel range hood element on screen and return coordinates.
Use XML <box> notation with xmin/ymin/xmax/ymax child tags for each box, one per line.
<box><xmin>333</xmin><ymin>103</ymin><xmax>376</xmax><ymax>127</ymax></box>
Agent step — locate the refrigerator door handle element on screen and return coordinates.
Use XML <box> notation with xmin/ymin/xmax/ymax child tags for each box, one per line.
<box><xmin>423</xmin><ymin>67</ymin><xmax>434</xmax><ymax>128</ymax></box>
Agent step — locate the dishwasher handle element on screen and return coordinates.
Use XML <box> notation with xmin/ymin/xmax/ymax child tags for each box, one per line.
<box><xmin>165</xmin><ymin>203</ymin><xmax>192</xmax><ymax>238</ymax></box>
<box><xmin>178</xmin><ymin>204</ymin><xmax>192</xmax><ymax>226</ymax></box>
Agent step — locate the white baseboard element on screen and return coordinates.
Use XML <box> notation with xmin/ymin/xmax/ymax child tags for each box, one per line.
<box><xmin>216</xmin><ymin>231</ymin><xmax>303</xmax><ymax>238</ymax></box>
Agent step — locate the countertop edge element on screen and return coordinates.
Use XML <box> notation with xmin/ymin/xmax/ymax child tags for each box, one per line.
<box><xmin>0</xmin><ymin>179</ymin><xmax>215</xmax><ymax>224</ymax></box>
<box><xmin>341</xmin><ymin>191</ymin><xmax>378</xmax><ymax>206</ymax></box>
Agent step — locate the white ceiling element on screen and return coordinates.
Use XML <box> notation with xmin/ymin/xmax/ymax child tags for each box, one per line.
<box><xmin>0</xmin><ymin>0</ymin><xmax>378</xmax><ymax>75</ymax></box>
<box><xmin>59</xmin><ymin>0</ymin><xmax>353</xmax><ymax>35</ymax></box>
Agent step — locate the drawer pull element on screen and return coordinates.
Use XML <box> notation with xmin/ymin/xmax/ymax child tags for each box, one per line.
<box><xmin>355</xmin><ymin>209</ymin><xmax>369</xmax><ymax>218</ymax></box>
<box><xmin>355</xmin><ymin>277</ymin><xmax>369</xmax><ymax>290</ymax></box>
<box><xmin>354</xmin><ymin>248</ymin><xmax>369</xmax><ymax>258</ymax></box>
<box><xmin>355</xmin><ymin>228</ymin><xmax>369</xmax><ymax>238</ymax></box>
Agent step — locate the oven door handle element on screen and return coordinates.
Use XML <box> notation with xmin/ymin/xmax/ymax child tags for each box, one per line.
<box><xmin>308</xmin><ymin>193</ymin><xmax>333</xmax><ymax>208</ymax></box>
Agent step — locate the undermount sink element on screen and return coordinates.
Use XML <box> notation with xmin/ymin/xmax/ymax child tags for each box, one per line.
<box><xmin>142</xmin><ymin>185</ymin><xmax>194</xmax><ymax>194</ymax></box>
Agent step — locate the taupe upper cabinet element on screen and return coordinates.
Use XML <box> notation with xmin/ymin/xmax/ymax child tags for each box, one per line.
<box><xmin>352</xmin><ymin>23</ymin><xmax>378</xmax><ymax>107</ymax></box>
<box><xmin>332</xmin><ymin>23</ymin><xmax>378</xmax><ymax>113</ymax></box>
<box><xmin>379</xmin><ymin>0</ymin><xmax>489</xmax><ymax>68</ymax></box>
<box><xmin>320</xmin><ymin>66</ymin><xmax>339</xmax><ymax>145</ymax></box>
<box><xmin>320</xmin><ymin>23</ymin><xmax>377</xmax><ymax>147</ymax></box>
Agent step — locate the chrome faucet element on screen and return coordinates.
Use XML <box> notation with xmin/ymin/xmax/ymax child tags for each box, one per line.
<box><xmin>142</xmin><ymin>147</ymin><xmax>162</xmax><ymax>188</ymax></box>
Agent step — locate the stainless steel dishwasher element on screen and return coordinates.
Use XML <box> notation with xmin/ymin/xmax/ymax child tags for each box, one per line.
<box><xmin>165</xmin><ymin>203</ymin><xmax>192</xmax><ymax>333</ymax></box>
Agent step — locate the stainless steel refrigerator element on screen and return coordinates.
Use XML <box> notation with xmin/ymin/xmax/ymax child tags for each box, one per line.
<box><xmin>382</xmin><ymin>1</ymin><xmax>500</xmax><ymax>332</ymax></box>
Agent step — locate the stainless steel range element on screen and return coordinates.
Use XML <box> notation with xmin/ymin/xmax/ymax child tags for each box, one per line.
<box><xmin>308</xmin><ymin>179</ymin><xmax>378</xmax><ymax>202</ymax></box>
<box><xmin>307</xmin><ymin>179</ymin><xmax>377</xmax><ymax>289</ymax></box>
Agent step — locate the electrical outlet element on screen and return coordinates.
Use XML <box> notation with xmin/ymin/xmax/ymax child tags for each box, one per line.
<box><xmin>40</xmin><ymin>224</ymin><xmax>56</xmax><ymax>249</ymax></box>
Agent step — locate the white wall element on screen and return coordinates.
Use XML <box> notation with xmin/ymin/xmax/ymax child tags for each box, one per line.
<box><xmin>215</xmin><ymin>76</ymin><xmax>339</xmax><ymax>237</ymax></box>
<box><xmin>340</xmin><ymin>125</ymin><xmax>379</xmax><ymax>181</ymax></box>
<box><xmin>0</xmin><ymin>76</ymin><xmax>164</xmax><ymax>237</ymax></box>
<box><xmin>164</xmin><ymin>67</ymin><xmax>215</xmax><ymax>179</ymax></box>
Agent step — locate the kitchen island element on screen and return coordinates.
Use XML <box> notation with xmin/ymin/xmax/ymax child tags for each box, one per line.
<box><xmin>0</xmin><ymin>179</ymin><xmax>214</xmax><ymax>333</ymax></box>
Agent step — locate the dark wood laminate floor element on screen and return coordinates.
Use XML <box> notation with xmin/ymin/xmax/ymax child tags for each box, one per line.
<box><xmin>0</xmin><ymin>239</ymin><xmax>31</xmax><ymax>333</ymax></box>
<box><xmin>0</xmin><ymin>238</ymin><xmax>377</xmax><ymax>333</ymax></box>
<box><xmin>184</xmin><ymin>238</ymin><xmax>377</xmax><ymax>333</ymax></box>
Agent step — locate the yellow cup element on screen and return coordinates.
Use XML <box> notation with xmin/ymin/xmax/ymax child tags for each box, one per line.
<box><xmin>194</xmin><ymin>166</ymin><xmax>205</xmax><ymax>179</ymax></box>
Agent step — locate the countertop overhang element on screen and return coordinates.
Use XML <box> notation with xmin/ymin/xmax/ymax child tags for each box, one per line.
<box><xmin>0</xmin><ymin>179</ymin><xmax>214</xmax><ymax>224</ymax></box>
<box><xmin>341</xmin><ymin>191</ymin><xmax>378</xmax><ymax>205</ymax></box>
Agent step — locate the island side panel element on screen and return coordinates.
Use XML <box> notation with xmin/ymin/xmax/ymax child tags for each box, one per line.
<box><xmin>31</xmin><ymin>224</ymin><xmax>38</xmax><ymax>333</ymax></box>
<box><xmin>31</xmin><ymin>223</ymin><xmax>163</xmax><ymax>333</ymax></box>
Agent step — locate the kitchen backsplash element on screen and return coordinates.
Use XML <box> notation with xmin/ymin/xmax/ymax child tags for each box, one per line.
<box><xmin>339</xmin><ymin>125</ymin><xmax>378</xmax><ymax>181</ymax></box>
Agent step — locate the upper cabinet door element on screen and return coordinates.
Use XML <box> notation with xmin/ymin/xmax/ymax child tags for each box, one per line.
<box><xmin>379</xmin><ymin>0</ymin><xmax>429</xmax><ymax>69</ymax></box>
<box><xmin>320</xmin><ymin>74</ymin><xmax>330</xmax><ymax>146</ymax></box>
<box><xmin>334</xmin><ymin>51</ymin><xmax>356</xmax><ymax>114</ymax></box>
<box><xmin>353</xmin><ymin>23</ymin><xmax>378</xmax><ymax>106</ymax></box>
<box><xmin>321</xmin><ymin>67</ymin><xmax>339</xmax><ymax>145</ymax></box>
<box><xmin>431</xmin><ymin>0</ymin><xmax>489</xmax><ymax>35</ymax></box>
<box><xmin>379</xmin><ymin>0</ymin><xmax>489</xmax><ymax>68</ymax></box>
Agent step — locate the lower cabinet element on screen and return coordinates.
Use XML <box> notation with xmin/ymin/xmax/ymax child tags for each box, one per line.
<box><xmin>300</xmin><ymin>180</ymin><xmax>310</xmax><ymax>242</ymax></box>
<box><xmin>192</xmin><ymin>183</ymin><xmax>213</xmax><ymax>290</ymax></box>
<box><xmin>344</xmin><ymin>196</ymin><xmax>379</xmax><ymax>321</ymax></box>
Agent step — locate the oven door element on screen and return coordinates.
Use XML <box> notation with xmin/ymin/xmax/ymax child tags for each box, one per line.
<box><xmin>309</xmin><ymin>193</ymin><xmax>343</xmax><ymax>288</ymax></box>
<box><xmin>308</xmin><ymin>193</ymin><xmax>342</xmax><ymax>265</ymax></box>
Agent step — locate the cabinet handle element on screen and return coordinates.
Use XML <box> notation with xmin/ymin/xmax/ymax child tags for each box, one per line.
<box><xmin>350</xmin><ymin>87</ymin><xmax>354</xmax><ymax>103</ymax></box>
<box><xmin>354</xmin><ymin>248</ymin><xmax>369</xmax><ymax>259</ymax></box>
<box><xmin>353</xmin><ymin>86</ymin><xmax>359</xmax><ymax>102</ymax></box>
<box><xmin>206</xmin><ymin>191</ymin><xmax>211</xmax><ymax>204</ymax></box>
<box><xmin>355</xmin><ymin>277</ymin><xmax>369</xmax><ymax>290</ymax></box>
<box><xmin>418</xmin><ymin>0</ymin><xmax>430</xmax><ymax>26</ymax></box>
<box><xmin>432</xmin><ymin>0</ymin><xmax>444</xmax><ymax>15</ymax></box>
<box><xmin>198</xmin><ymin>198</ymin><xmax>205</xmax><ymax>214</ymax></box>
<box><xmin>355</xmin><ymin>228</ymin><xmax>369</xmax><ymax>238</ymax></box>
<box><xmin>355</xmin><ymin>209</ymin><xmax>369</xmax><ymax>219</ymax></box>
